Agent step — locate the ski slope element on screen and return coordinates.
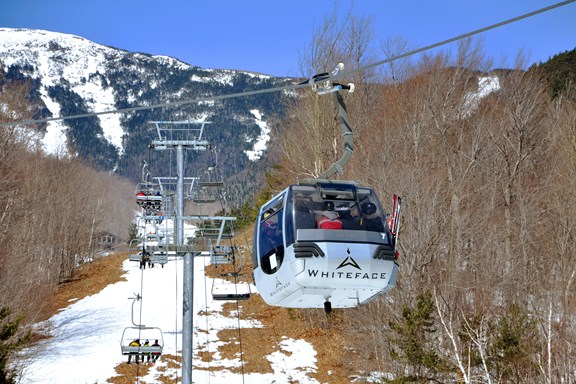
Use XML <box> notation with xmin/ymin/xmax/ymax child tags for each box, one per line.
<box><xmin>18</xmin><ymin>225</ymin><xmax>320</xmax><ymax>383</ymax></box>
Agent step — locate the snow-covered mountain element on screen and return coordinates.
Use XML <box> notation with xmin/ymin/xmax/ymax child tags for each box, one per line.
<box><xmin>1</xmin><ymin>28</ymin><xmax>128</xmax><ymax>156</ymax></box>
<box><xmin>0</xmin><ymin>28</ymin><xmax>295</xmax><ymax>204</ymax></box>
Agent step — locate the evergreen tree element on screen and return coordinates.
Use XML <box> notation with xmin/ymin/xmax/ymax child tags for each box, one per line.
<box><xmin>127</xmin><ymin>223</ymin><xmax>138</xmax><ymax>244</ymax></box>
<box><xmin>386</xmin><ymin>290</ymin><xmax>447</xmax><ymax>383</ymax></box>
<box><xmin>533</xmin><ymin>48</ymin><xmax>576</xmax><ymax>99</ymax></box>
<box><xmin>228</xmin><ymin>201</ymin><xmax>258</xmax><ymax>229</ymax></box>
<box><xmin>0</xmin><ymin>307</ymin><xmax>30</xmax><ymax>384</ymax></box>
<box><xmin>488</xmin><ymin>303</ymin><xmax>539</xmax><ymax>383</ymax></box>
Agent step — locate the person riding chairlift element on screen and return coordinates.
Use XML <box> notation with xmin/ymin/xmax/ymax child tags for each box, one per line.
<box><xmin>127</xmin><ymin>339</ymin><xmax>141</xmax><ymax>364</ymax></box>
<box><xmin>151</xmin><ymin>339</ymin><xmax>161</xmax><ymax>363</ymax></box>
<box><xmin>316</xmin><ymin>201</ymin><xmax>343</xmax><ymax>230</ymax></box>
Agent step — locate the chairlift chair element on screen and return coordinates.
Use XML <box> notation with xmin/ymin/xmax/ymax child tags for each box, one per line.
<box><xmin>128</xmin><ymin>239</ymin><xmax>143</xmax><ymax>262</ymax></box>
<box><xmin>211</xmin><ymin>275</ymin><xmax>251</xmax><ymax>301</ymax></box>
<box><xmin>198</xmin><ymin>149</ymin><xmax>225</xmax><ymax>188</ymax></box>
<box><xmin>190</xmin><ymin>186</ymin><xmax>218</xmax><ymax>204</ymax></box>
<box><xmin>198</xmin><ymin>168</ymin><xmax>224</xmax><ymax>188</ymax></box>
<box><xmin>142</xmin><ymin>212</ymin><xmax>165</xmax><ymax>224</ymax></box>
<box><xmin>121</xmin><ymin>294</ymin><xmax>165</xmax><ymax>361</ymax></box>
<box><xmin>210</xmin><ymin>241</ymin><xmax>251</xmax><ymax>301</ymax></box>
<box><xmin>128</xmin><ymin>239</ymin><xmax>152</xmax><ymax>264</ymax></box>
<box><xmin>198</xmin><ymin>180</ymin><xmax>224</xmax><ymax>188</ymax></box>
<box><xmin>150</xmin><ymin>251</ymin><xmax>168</xmax><ymax>267</ymax></box>
<box><xmin>196</xmin><ymin>218</ymin><xmax>234</xmax><ymax>242</ymax></box>
<box><xmin>136</xmin><ymin>183</ymin><xmax>163</xmax><ymax>209</ymax></box>
<box><xmin>145</xmin><ymin>232</ymin><xmax>164</xmax><ymax>243</ymax></box>
<box><xmin>120</xmin><ymin>326</ymin><xmax>164</xmax><ymax>360</ymax></box>
<box><xmin>210</xmin><ymin>243</ymin><xmax>234</xmax><ymax>265</ymax></box>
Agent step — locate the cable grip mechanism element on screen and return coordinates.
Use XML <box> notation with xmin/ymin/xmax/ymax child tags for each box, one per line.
<box><xmin>307</xmin><ymin>63</ymin><xmax>354</xmax><ymax>95</ymax></box>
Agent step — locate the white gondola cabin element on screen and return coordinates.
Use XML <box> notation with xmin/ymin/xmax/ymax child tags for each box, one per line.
<box><xmin>252</xmin><ymin>179</ymin><xmax>401</xmax><ymax>313</ymax></box>
<box><xmin>252</xmin><ymin>64</ymin><xmax>403</xmax><ymax>312</ymax></box>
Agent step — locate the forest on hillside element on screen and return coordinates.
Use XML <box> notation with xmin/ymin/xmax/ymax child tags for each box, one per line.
<box><xmin>262</xmin><ymin>13</ymin><xmax>576</xmax><ymax>384</ymax></box>
<box><xmin>0</xmin><ymin>81</ymin><xmax>135</xmax><ymax>316</ymax></box>
<box><xmin>1</xmin><ymin>9</ymin><xmax>576</xmax><ymax>384</ymax></box>
<box><xmin>0</xmin><ymin>77</ymin><xmax>136</xmax><ymax>383</ymax></box>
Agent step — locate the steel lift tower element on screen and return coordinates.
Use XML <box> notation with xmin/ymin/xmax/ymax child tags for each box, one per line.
<box><xmin>149</xmin><ymin>120</ymin><xmax>210</xmax><ymax>384</ymax></box>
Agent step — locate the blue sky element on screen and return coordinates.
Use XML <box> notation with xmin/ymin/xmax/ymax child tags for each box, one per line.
<box><xmin>0</xmin><ymin>0</ymin><xmax>575</xmax><ymax>77</ymax></box>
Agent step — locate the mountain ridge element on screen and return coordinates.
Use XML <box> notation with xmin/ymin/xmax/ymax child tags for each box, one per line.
<box><xmin>0</xmin><ymin>27</ymin><xmax>296</xmax><ymax>206</ymax></box>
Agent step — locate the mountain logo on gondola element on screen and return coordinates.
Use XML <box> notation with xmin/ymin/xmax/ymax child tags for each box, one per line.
<box><xmin>270</xmin><ymin>277</ymin><xmax>292</xmax><ymax>297</ymax></box>
<box><xmin>336</xmin><ymin>256</ymin><xmax>361</xmax><ymax>270</ymax></box>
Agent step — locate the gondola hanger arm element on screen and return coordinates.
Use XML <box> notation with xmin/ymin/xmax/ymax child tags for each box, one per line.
<box><xmin>303</xmin><ymin>63</ymin><xmax>355</xmax><ymax>180</ymax></box>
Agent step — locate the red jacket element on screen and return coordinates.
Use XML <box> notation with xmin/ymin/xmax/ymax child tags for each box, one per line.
<box><xmin>317</xmin><ymin>216</ymin><xmax>343</xmax><ymax>230</ymax></box>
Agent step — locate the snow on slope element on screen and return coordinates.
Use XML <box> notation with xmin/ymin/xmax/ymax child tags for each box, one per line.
<box><xmin>18</xmin><ymin>217</ymin><xmax>319</xmax><ymax>384</ymax></box>
<box><xmin>0</xmin><ymin>28</ymin><xmax>125</xmax><ymax>155</ymax></box>
<box><xmin>244</xmin><ymin>109</ymin><xmax>270</xmax><ymax>161</ymax></box>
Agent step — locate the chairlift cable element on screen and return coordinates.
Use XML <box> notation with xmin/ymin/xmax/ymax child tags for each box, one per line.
<box><xmin>232</xmin><ymin>280</ymin><xmax>247</xmax><ymax>384</ymax></box>
<box><xmin>331</xmin><ymin>0</ymin><xmax>576</xmax><ymax>82</ymax></box>
<box><xmin>173</xmin><ymin>247</ymin><xmax>179</xmax><ymax>363</ymax></box>
<box><xmin>201</xmin><ymin>253</ymin><xmax>213</xmax><ymax>384</ymax></box>
<box><xmin>169</xmin><ymin>125</ymin><xmax>179</xmax><ymax>362</ymax></box>
<box><xmin>225</xmin><ymin>239</ymin><xmax>248</xmax><ymax>383</ymax></box>
<box><xmin>1</xmin><ymin>0</ymin><xmax>572</xmax><ymax>128</ymax></box>
<box><xmin>133</xmin><ymin>267</ymin><xmax>146</xmax><ymax>382</ymax></box>
<box><xmin>138</xmin><ymin>262</ymin><xmax>145</xmax><ymax>327</ymax></box>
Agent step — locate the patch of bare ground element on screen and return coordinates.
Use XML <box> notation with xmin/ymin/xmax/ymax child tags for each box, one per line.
<box><xmin>108</xmin><ymin>353</ymin><xmax>182</xmax><ymax>384</ymax></box>
<box><xmin>213</xmin><ymin>296</ymin><xmax>357</xmax><ymax>383</ymax></box>
<box><xmin>43</xmin><ymin>233</ymin><xmax>364</xmax><ymax>383</ymax></box>
<box><xmin>205</xmin><ymin>254</ymin><xmax>359</xmax><ymax>384</ymax></box>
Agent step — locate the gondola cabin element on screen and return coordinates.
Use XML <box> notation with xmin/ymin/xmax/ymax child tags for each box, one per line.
<box><xmin>252</xmin><ymin>180</ymin><xmax>400</xmax><ymax>312</ymax></box>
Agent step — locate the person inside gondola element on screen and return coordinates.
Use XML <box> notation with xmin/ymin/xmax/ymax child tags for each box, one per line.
<box><xmin>127</xmin><ymin>339</ymin><xmax>140</xmax><ymax>364</ymax></box>
<box><xmin>261</xmin><ymin>220</ymin><xmax>281</xmax><ymax>251</ymax></box>
<box><xmin>340</xmin><ymin>204</ymin><xmax>361</xmax><ymax>230</ymax></box>
<box><xmin>259</xmin><ymin>218</ymin><xmax>284</xmax><ymax>273</ymax></box>
<box><xmin>295</xmin><ymin>200</ymin><xmax>316</xmax><ymax>229</ymax></box>
<box><xmin>316</xmin><ymin>201</ymin><xmax>343</xmax><ymax>229</ymax></box>
<box><xmin>360</xmin><ymin>202</ymin><xmax>385</xmax><ymax>232</ymax></box>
